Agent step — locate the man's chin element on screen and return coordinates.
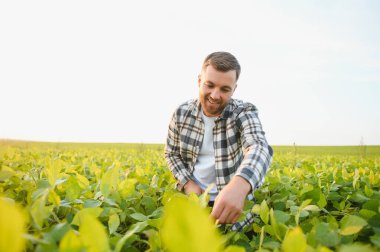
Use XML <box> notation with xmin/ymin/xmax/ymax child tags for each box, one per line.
<box><xmin>204</xmin><ymin>108</ymin><xmax>222</xmax><ymax>117</ymax></box>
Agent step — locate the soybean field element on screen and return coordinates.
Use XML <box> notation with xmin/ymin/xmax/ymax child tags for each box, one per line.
<box><xmin>0</xmin><ymin>140</ymin><xmax>379</xmax><ymax>252</ymax></box>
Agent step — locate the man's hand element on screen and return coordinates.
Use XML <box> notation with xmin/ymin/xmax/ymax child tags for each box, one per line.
<box><xmin>183</xmin><ymin>180</ymin><xmax>204</xmax><ymax>195</ymax></box>
<box><xmin>211</xmin><ymin>176</ymin><xmax>251</xmax><ymax>224</ymax></box>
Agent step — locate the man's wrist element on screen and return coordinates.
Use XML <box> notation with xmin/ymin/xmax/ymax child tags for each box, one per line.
<box><xmin>183</xmin><ymin>179</ymin><xmax>195</xmax><ymax>190</ymax></box>
<box><xmin>231</xmin><ymin>176</ymin><xmax>251</xmax><ymax>196</ymax></box>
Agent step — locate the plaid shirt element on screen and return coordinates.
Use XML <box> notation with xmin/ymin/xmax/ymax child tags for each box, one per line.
<box><xmin>165</xmin><ymin>98</ymin><xmax>273</xmax><ymax>231</ymax></box>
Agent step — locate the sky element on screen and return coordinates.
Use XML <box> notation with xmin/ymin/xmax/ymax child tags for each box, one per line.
<box><xmin>1</xmin><ymin>1</ymin><xmax>379</xmax><ymax>145</ymax></box>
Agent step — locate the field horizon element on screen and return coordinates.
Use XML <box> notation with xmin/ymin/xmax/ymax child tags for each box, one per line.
<box><xmin>1</xmin><ymin>139</ymin><xmax>379</xmax><ymax>157</ymax></box>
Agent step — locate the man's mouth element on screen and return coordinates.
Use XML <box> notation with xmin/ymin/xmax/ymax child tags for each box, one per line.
<box><xmin>207</xmin><ymin>97</ymin><xmax>219</xmax><ymax>104</ymax></box>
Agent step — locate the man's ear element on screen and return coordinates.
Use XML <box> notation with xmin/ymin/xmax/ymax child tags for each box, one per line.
<box><xmin>233</xmin><ymin>83</ymin><xmax>238</xmax><ymax>93</ymax></box>
<box><xmin>198</xmin><ymin>74</ymin><xmax>201</xmax><ymax>88</ymax></box>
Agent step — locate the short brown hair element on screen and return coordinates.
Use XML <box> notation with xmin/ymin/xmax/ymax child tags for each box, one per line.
<box><xmin>202</xmin><ymin>51</ymin><xmax>241</xmax><ymax>81</ymax></box>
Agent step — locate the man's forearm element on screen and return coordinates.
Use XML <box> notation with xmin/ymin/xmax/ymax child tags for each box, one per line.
<box><xmin>235</xmin><ymin>143</ymin><xmax>273</xmax><ymax>191</ymax></box>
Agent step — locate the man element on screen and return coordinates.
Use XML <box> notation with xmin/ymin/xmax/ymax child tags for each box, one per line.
<box><xmin>165</xmin><ymin>51</ymin><xmax>273</xmax><ymax>231</ymax></box>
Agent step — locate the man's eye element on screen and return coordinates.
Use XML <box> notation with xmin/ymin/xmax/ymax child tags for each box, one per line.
<box><xmin>204</xmin><ymin>83</ymin><xmax>213</xmax><ymax>88</ymax></box>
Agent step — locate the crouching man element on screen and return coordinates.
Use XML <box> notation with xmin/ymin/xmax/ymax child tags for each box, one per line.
<box><xmin>165</xmin><ymin>51</ymin><xmax>273</xmax><ymax>231</ymax></box>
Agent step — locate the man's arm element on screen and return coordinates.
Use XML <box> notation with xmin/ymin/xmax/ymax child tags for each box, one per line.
<box><xmin>164</xmin><ymin>111</ymin><xmax>203</xmax><ymax>194</ymax></box>
<box><xmin>234</xmin><ymin>106</ymin><xmax>273</xmax><ymax>191</ymax></box>
<box><xmin>211</xmin><ymin>105</ymin><xmax>273</xmax><ymax>224</ymax></box>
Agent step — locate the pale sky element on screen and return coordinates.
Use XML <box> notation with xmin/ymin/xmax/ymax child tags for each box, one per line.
<box><xmin>1</xmin><ymin>1</ymin><xmax>379</xmax><ymax>145</ymax></box>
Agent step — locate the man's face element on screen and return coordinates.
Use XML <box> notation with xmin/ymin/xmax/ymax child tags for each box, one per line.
<box><xmin>198</xmin><ymin>65</ymin><xmax>237</xmax><ymax>117</ymax></box>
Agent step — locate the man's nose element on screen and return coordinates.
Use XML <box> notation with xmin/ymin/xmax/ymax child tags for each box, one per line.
<box><xmin>210</xmin><ymin>89</ymin><xmax>220</xmax><ymax>100</ymax></box>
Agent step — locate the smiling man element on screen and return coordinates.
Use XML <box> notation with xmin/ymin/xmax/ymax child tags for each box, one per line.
<box><xmin>165</xmin><ymin>51</ymin><xmax>273</xmax><ymax>231</ymax></box>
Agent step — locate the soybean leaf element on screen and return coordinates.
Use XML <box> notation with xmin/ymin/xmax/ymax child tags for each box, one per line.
<box><xmin>59</xmin><ymin>229</ymin><xmax>83</xmax><ymax>252</ymax></box>
<box><xmin>115</xmin><ymin>221</ymin><xmax>148</xmax><ymax>252</ymax></box>
<box><xmin>130</xmin><ymin>213</ymin><xmax>148</xmax><ymax>222</ymax></box>
<box><xmin>340</xmin><ymin>215</ymin><xmax>367</xmax><ymax>236</ymax></box>
<box><xmin>108</xmin><ymin>213</ymin><xmax>120</xmax><ymax>235</ymax></box>
<box><xmin>79</xmin><ymin>213</ymin><xmax>110</xmax><ymax>252</ymax></box>
<box><xmin>0</xmin><ymin>198</ymin><xmax>26</xmax><ymax>252</ymax></box>
<box><xmin>161</xmin><ymin>197</ymin><xmax>222</xmax><ymax>252</ymax></box>
<box><xmin>260</xmin><ymin>200</ymin><xmax>269</xmax><ymax>224</ymax></box>
<box><xmin>315</xmin><ymin>222</ymin><xmax>340</xmax><ymax>247</ymax></box>
<box><xmin>370</xmin><ymin>234</ymin><xmax>380</xmax><ymax>248</ymax></box>
<box><xmin>71</xmin><ymin>208</ymin><xmax>103</xmax><ymax>226</ymax></box>
<box><xmin>282</xmin><ymin>227</ymin><xmax>307</xmax><ymax>252</ymax></box>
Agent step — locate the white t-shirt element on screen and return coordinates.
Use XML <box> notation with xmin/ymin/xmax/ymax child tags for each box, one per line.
<box><xmin>193</xmin><ymin>110</ymin><xmax>218</xmax><ymax>201</ymax></box>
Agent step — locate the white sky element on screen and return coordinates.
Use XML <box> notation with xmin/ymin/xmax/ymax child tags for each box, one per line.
<box><xmin>1</xmin><ymin>1</ymin><xmax>379</xmax><ymax>145</ymax></box>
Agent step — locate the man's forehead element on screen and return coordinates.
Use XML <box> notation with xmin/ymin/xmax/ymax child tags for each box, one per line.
<box><xmin>201</xmin><ymin>69</ymin><xmax>237</xmax><ymax>87</ymax></box>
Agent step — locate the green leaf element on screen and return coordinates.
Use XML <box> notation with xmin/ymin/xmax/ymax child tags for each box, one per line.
<box><xmin>84</xmin><ymin>199</ymin><xmax>102</xmax><ymax>208</ymax></box>
<box><xmin>44</xmin><ymin>223</ymin><xmax>71</xmax><ymax>243</ymax></box>
<box><xmin>270</xmin><ymin>208</ymin><xmax>282</xmax><ymax>241</ymax></box>
<box><xmin>119</xmin><ymin>178</ymin><xmax>137</xmax><ymax>198</ymax></box>
<box><xmin>370</xmin><ymin>234</ymin><xmax>380</xmax><ymax>248</ymax></box>
<box><xmin>223</xmin><ymin>245</ymin><xmax>246</xmax><ymax>252</ymax></box>
<box><xmin>350</xmin><ymin>192</ymin><xmax>370</xmax><ymax>203</ymax></box>
<box><xmin>115</xmin><ymin>221</ymin><xmax>148</xmax><ymax>252</ymax></box>
<box><xmin>260</xmin><ymin>200</ymin><xmax>269</xmax><ymax>224</ymax></box>
<box><xmin>59</xmin><ymin>229</ymin><xmax>83</xmax><ymax>252</ymax></box>
<box><xmin>259</xmin><ymin>226</ymin><xmax>265</xmax><ymax>249</ymax></box>
<box><xmin>0</xmin><ymin>198</ymin><xmax>26</xmax><ymax>252</ymax></box>
<box><xmin>364</xmin><ymin>185</ymin><xmax>374</xmax><ymax>197</ymax></box>
<box><xmin>273</xmin><ymin>210</ymin><xmax>290</xmax><ymax>223</ymax></box>
<box><xmin>282</xmin><ymin>227</ymin><xmax>307</xmax><ymax>252</ymax></box>
<box><xmin>315</xmin><ymin>223</ymin><xmax>340</xmax><ymax>247</ymax></box>
<box><xmin>30</xmin><ymin>189</ymin><xmax>53</xmax><ymax>229</ymax></box>
<box><xmin>316</xmin><ymin>247</ymin><xmax>334</xmax><ymax>252</ymax></box>
<box><xmin>300</xmin><ymin>199</ymin><xmax>312</xmax><ymax>209</ymax></box>
<box><xmin>338</xmin><ymin>243</ymin><xmax>377</xmax><ymax>252</ymax></box>
<box><xmin>100</xmin><ymin>161</ymin><xmax>121</xmax><ymax>198</ymax></box>
<box><xmin>362</xmin><ymin>200</ymin><xmax>379</xmax><ymax>212</ymax></box>
<box><xmin>317</xmin><ymin>193</ymin><xmax>327</xmax><ymax>208</ymax></box>
<box><xmin>44</xmin><ymin>158</ymin><xmax>63</xmax><ymax>187</ymax></box>
<box><xmin>147</xmin><ymin>218</ymin><xmax>162</xmax><ymax>228</ymax></box>
<box><xmin>0</xmin><ymin>166</ymin><xmax>15</xmax><ymax>181</ymax></box>
<box><xmin>352</xmin><ymin>168</ymin><xmax>360</xmax><ymax>189</ymax></box>
<box><xmin>251</xmin><ymin>204</ymin><xmax>260</xmax><ymax>215</ymax></box>
<box><xmin>304</xmin><ymin>205</ymin><xmax>320</xmax><ymax>212</ymax></box>
<box><xmin>199</xmin><ymin>183</ymin><xmax>215</xmax><ymax>208</ymax></box>
<box><xmin>79</xmin><ymin>212</ymin><xmax>110</xmax><ymax>252</ymax></box>
<box><xmin>54</xmin><ymin>178</ymin><xmax>66</xmax><ymax>187</ymax></box>
<box><xmin>161</xmin><ymin>197</ymin><xmax>222</xmax><ymax>252</ymax></box>
<box><xmin>108</xmin><ymin>213</ymin><xmax>120</xmax><ymax>234</ymax></box>
<box><xmin>130</xmin><ymin>212</ymin><xmax>148</xmax><ymax>222</ymax></box>
<box><xmin>359</xmin><ymin>209</ymin><xmax>377</xmax><ymax>220</ymax></box>
<box><xmin>76</xmin><ymin>173</ymin><xmax>90</xmax><ymax>189</ymax></box>
<box><xmin>149</xmin><ymin>207</ymin><xmax>164</xmax><ymax>219</ymax></box>
<box><xmin>368</xmin><ymin>214</ymin><xmax>380</xmax><ymax>233</ymax></box>
<box><xmin>48</xmin><ymin>189</ymin><xmax>61</xmax><ymax>207</ymax></box>
<box><xmin>71</xmin><ymin>208</ymin><xmax>103</xmax><ymax>226</ymax></box>
<box><xmin>301</xmin><ymin>189</ymin><xmax>321</xmax><ymax>204</ymax></box>
<box><xmin>141</xmin><ymin>196</ymin><xmax>156</xmax><ymax>215</ymax></box>
<box><xmin>262</xmin><ymin>241</ymin><xmax>281</xmax><ymax>250</ymax></box>
<box><xmin>340</xmin><ymin>215</ymin><xmax>367</xmax><ymax>236</ymax></box>
<box><xmin>65</xmin><ymin>176</ymin><xmax>82</xmax><ymax>202</ymax></box>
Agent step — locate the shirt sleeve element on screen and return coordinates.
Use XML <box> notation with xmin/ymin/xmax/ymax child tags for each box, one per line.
<box><xmin>164</xmin><ymin>111</ymin><xmax>193</xmax><ymax>190</ymax></box>
<box><xmin>234</xmin><ymin>105</ymin><xmax>273</xmax><ymax>191</ymax></box>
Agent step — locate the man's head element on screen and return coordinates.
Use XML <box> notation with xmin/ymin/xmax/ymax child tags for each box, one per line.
<box><xmin>198</xmin><ymin>52</ymin><xmax>240</xmax><ymax>117</ymax></box>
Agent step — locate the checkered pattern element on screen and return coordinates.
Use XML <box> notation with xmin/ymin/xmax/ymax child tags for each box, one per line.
<box><xmin>165</xmin><ymin>98</ymin><xmax>273</xmax><ymax>231</ymax></box>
